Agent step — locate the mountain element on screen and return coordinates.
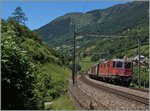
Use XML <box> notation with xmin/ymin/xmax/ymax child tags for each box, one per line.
<box><xmin>35</xmin><ymin>1</ymin><xmax>149</xmax><ymax>58</ymax></box>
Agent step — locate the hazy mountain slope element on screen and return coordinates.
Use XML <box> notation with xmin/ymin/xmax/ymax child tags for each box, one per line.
<box><xmin>81</xmin><ymin>1</ymin><xmax>149</xmax><ymax>34</ymax></box>
<box><xmin>35</xmin><ymin>1</ymin><xmax>149</xmax><ymax>57</ymax></box>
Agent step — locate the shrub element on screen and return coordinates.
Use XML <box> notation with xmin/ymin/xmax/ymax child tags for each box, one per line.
<box><xmin>1</xmin><ymin>21</ymin><xmax>36</xmax><ymax>109</ymax></box>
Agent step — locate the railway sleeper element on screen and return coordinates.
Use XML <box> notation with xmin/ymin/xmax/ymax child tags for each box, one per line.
<box><xmin>80</xmin><ymin>76</ymin><xmax>149</xmax><ymax>106</ymax></box>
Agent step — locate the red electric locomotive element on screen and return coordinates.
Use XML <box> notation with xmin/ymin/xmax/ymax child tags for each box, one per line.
<box><xmin>88</xmin><ymin>59</ymin><xmax>133</xmax><ymax>86</ymax></box>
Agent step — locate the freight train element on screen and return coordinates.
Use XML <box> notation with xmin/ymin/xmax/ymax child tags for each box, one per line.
<box><xmin>88</xmin><ymin>59</ymin><xmax>133</xmax><ymax>86</ymax></box>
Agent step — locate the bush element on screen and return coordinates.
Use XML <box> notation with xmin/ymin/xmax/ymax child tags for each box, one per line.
<box><xmin>91</xmin><ymin>54</ymin><xmax>99</xmax><ymax>62</ymax></box>
<box><xmin>33</xmin><ymin>65</ymin><xmax>68</xmax><ymax>109</ymax></box>
<box><xmin>1</xmin><ymin>21</ymin><xmax>36</xmax><ymax>109</ymax></box>
<box><xmin>1</xmin><ymin>19</ymin><xmax>71</xmax><ymax>110</ymax></box>
<box><xmin>132</xmin><ymin>64</ymin><xmax>149</xmax><ymax>88</ymax></box>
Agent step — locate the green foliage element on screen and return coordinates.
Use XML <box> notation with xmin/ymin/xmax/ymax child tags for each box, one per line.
<box><xmin>35</xmin><ymin>1</ymin><xmax>149</xmax><ymax>89</ymax></box>
<box><xmin>1</xmin><ymin>20</ymin><xmax>35</xmax><ymax>109</ymax></box>
<box><xmin>35</xmin><ymin>1</ymin><xmax>148</xmax><ymax>59</ymax></box>
<box><xmin>91</xmin><ymin>54</ymin><xmax>100</xmax><ymax>62</ymax></box>
<box><xmin>78</xmin><ymin>56</ymin><xmax>97</xmax><ymax>72</ymax></box>
<box><xmin>121</xmin><ymin>45</ymin><xmax>149</xmax><ymax>58</ymax></box>
<box><xmin>47</xmin><ymin>93</ymin><xmax>77</xmax><ymax>110</ymax></box>
<box><xmin>82</xmin><ymin>1</ymin><xmax>148</xmax><ymax>35</ymax></box>
<box><xmin>1</xmin><ymin>19</ymin><xmax>72</xmax><ymax>109</ymax></box>
<box><xmin>20</xmin><ymin>38</ymin><xmax>59</xmax><ymax>64</ymax></box>
<box><xmin>76</xmin><ymin>63</ymin><xmax>82</xmax><ymax>71</ymax></box>
<box><xmin>11</xmin><ymin>6</ymin><xmax>28</xmax><ymax>25</ymax></box>
<box><xmin>132</xmin><ymin>65</ymin><xmax>149</xmax><ymax>87</ymax></box>
<box><xmin>34</xmin><ymin>63</ymin><xmax>71</xmax><ymax>109</ymax></box>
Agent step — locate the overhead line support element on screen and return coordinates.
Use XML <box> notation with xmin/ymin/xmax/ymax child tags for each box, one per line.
<box><xmin>137</xmin><ymin>32</ymin><xmax>141</xmax><ymax>88</ymax></box>
<box><xmin>72</xmin><ymin>29</ymin><xmax>76</xmax><ymax>84</ymax></box>
<box><xmin>73</xmin><ymin>31</ymin><xmax>141</xmax><ymax>88</ymax></box>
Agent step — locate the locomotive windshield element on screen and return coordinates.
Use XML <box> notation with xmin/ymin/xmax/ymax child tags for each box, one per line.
<box><xmin>124</xmin><ymin>62</ymin><xmax>132</xmax><ymax>69</ymax></box>
<box><xmin>116</xmin><ymin>61</ymin><xmax>123</xmax><ymax>68</ymax></box>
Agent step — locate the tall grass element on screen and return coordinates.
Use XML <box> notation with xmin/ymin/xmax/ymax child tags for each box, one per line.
<box><xmin>46</xmin><ymin>93</ymin><xmax>77</xmax><ymax>110</ymax></box>
<box><xmin>77</xmin><ymin>56</ymin><xmax>97</xmax><ymax>72</ymax></box>
<box><xmin>41</xmin><ymin>63</ymin><xmax>72</xmax><ymax>80</ymax></box>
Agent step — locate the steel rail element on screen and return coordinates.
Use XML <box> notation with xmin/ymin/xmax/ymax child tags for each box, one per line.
<box><xmin>125</xmin><ymin>86</ymin><xmax>149</xmax><ymax>93</ymax></box>
<box><xmin>79</xmin><ymin>75</ymin><xmax>149</xmax><ymax>106</ymax></box>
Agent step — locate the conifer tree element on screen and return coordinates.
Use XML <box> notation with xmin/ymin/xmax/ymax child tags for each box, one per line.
<box><xmin>12</xmin><ymin>6</ymin><xmax>28</xmax><ymax>25</ymax></box>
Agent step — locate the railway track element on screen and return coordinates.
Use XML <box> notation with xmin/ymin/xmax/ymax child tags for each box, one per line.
<box><xmin>127</xmin><ymin>86</ymin><xmax>149</xmax><ymax>93</ymax></box>
<box><xmin>89</xmin><ymin>75</ymin><xmax>149</xmax><ymax>93</ymax></box>
<box><xmin>69</xmin><ymin>81</ymin><xmax>111</xmax><ymax>110</ymax></box>
<box><xmin>92</xmin><ymin>76</ymin><xmax>149</xmax><ymax>93</ymax></box>
<box><xmin>79</xmin><ymin>75</ymin><xmax>149</xmax><ymax>106</ymax></box>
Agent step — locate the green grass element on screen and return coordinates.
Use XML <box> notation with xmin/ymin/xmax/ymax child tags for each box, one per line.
<box><xmin>122</xmin><ymin>44</ymin><xmax>149</xmax><ymax>58</ymax></box>
<box><xmin>40</xmin><ymin>64</ymin><xmax>80</xmax><ymax>110</ymax></box>
<box><xmin>41</xmin><ymin>63</ymin><xmax>72</xmax><ymax>80</ymax></box>
<box><xmin>78</xmin><ymin>56</ymin><xmax>98</xmax><ymax>72</ymax></box>
<box><xmin>140</xmin><ymin>45</ymin><xmax>149</xmax><ymax>57</ymax></box>
<box><xmin>45</xmin><ymin>93</ymin><xmax>77</xmax><ymax>110</ymax></box>
<box><xmin>35</xmin><ymin>63</ymin><xmax>73</xmax><ymax>109</ymax></box>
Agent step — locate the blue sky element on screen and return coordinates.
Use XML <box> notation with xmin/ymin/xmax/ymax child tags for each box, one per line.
<box><xmin>2</xmin><ymin>1</ymin><xmax>130</xmax><ymax>30</ymax></box>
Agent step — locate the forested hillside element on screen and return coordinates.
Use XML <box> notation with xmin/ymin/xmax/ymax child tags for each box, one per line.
<box><xmin>1</xmin><ymin>19</ymin><xmax>73</xmax><ymax>109</ymax></box>
<box><xmin>35</xmin><ymin>1</ymin><xmax>149</xmax><ymax>88</ymax></box>
<box><xmin>35</xmin><ymin>1</ymin><xmax>149</xmax><ymax>59</ymax></box>
<box><xmin>2</xmin><ymin>1</ymin><xmax>149</xmax><ymax>109</ymax></box>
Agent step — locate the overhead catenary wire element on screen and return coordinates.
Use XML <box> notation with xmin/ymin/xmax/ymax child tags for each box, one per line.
<box><xmin>72</xmin><ymin>1</ymin><xmax>142</xmax><ymax>89</ymax></box>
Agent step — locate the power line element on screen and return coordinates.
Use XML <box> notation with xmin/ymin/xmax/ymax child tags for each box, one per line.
<box><xmin>72</xmin><ymin>0</ymin><xmax>89</xmax><ymax>84</ymax></box>
<box><xmin>75</xmin><ymin>32</ymin><xmax>135</xmax><ymax>38</ymax></box>
<box><xmin>72</xmin><ymin>30</ymin><xmax>141</xmax><ymax>88</ymax></box>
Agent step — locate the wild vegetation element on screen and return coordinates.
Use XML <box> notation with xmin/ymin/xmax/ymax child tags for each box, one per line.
<box><xmin>47</xmin><ymin>93</ymin><xmax>77</xmax><ymax>110</ymax></box>
<box><xmin>35</xmin><ymin>1</ymin><xmax>149</xmax><ymax>88</ymax></box>
<box><xmin>1</xmin><ymin>7</ymin><xmax>74</xmax><ymax>109</ymax></box>
<box><xmin>2</xmin><ymin>1</ymin><xmax>149</xmax><ymax>109</ymax></box>
<box><xmin>35</xmin><ymin>1</ymin><xmax>148</xmax><ymax>56</ymax></box>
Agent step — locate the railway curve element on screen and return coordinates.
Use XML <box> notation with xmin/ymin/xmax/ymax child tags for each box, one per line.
<box><xmin>79</xmin><ymin>75</ymin><xmax>149</xmax><ymax>106</ymax></box>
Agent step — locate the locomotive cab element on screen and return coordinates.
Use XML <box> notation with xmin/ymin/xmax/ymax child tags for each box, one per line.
<box><xmin>88</xmin><ymin>59</ymin><xmax>133</xmax><ymax>86</ymax></box>
<box><xmin>112</xmin><ymin>59</ymin><xmax>132</xmax><ymax>85</ymax></box>
<box><xmin>124</xmin><ymin>62</ymin><xmax>132</xmax><ymax>69</ymax></box>
<box><xmin>114</xmin><ymin>60</ymin><xmax>132</xmax><ymax>69</ymax></box>
<box><xmin>113</xmin><ymin>59</ymin><xmax>132</xmax><ymax>69</ymax></box>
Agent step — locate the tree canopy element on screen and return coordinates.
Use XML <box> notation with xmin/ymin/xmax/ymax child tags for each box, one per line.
<box><xmin>12</xmin><ymin>6</ymin><xmax>28</xmax><ymax>25</ymax></box>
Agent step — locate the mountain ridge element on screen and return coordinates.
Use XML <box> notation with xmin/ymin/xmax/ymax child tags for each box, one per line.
<box><xmin>35</xmin><ymin>1</ymin><xmax>149</xmax><ymax>58</ymax></box>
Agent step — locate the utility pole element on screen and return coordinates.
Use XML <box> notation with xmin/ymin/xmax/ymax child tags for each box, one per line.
<box><xmin>137</xmin><ymin>32</ymin><xmax>141</xmax><ymax>88</ymax></box>
<box><xmin>74</xmin><ymin>31</ymin><xmax>141</xmax><ymax>87</ymax></box>
<box><xmin>72</xmin><ymin>29</ymin><xmax>76</xmax><ymax>84</ymax></box>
